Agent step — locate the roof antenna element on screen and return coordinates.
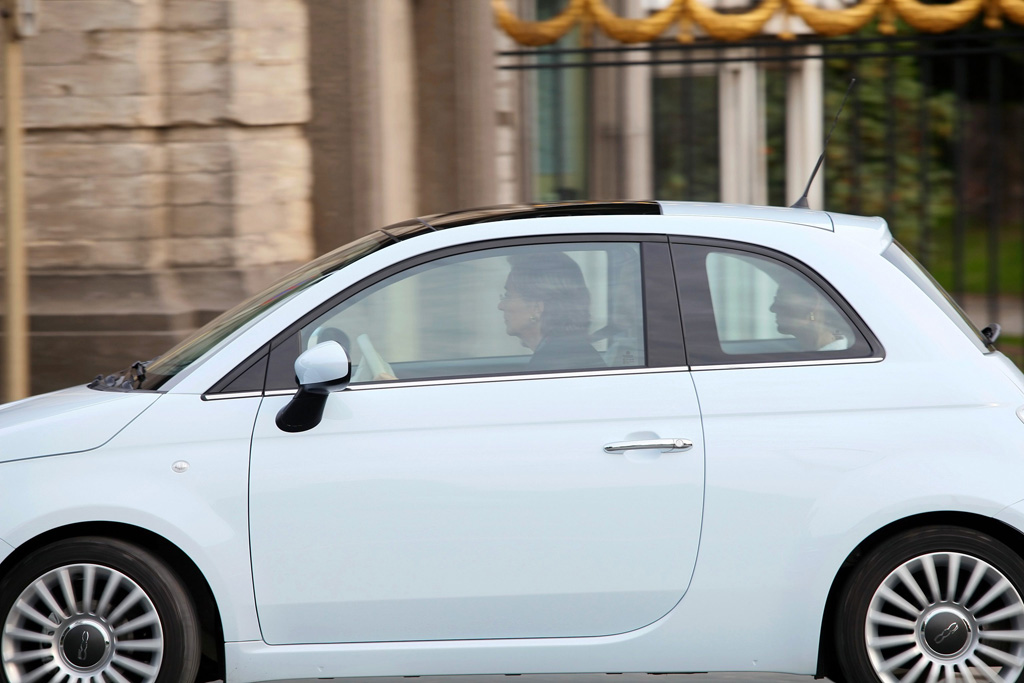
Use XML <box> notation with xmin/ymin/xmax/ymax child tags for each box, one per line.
<box><xmin>791</xmin><ymin>78</ymin><xmax>856</xmax><ymax>210</ymax></box>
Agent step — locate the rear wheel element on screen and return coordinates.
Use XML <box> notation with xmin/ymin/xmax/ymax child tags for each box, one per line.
<box><xmin>836</xmin><ymin>526</ymin><xmax>1024</xmax><ymax>682</ymax></box>
<box><xmin>0</xmin><ymin>537</ymin><xmax>200</xmax><ymax>683</ymax></box>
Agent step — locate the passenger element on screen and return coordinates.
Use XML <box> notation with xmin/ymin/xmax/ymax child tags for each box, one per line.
<box><xmin>499</xmin><ymin>252</ymin><xmax>606</xmax><ymax>371</ymax></box>
<box><xmin>769</xmin><ymin>275</ymin><xmax>851</xmax><ymax>351</ymax></box>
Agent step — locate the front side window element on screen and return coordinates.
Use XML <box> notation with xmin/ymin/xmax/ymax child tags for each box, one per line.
<box><xmin>674</xmin><ymin>242</ymin><xmax>877</xmax><ymax>366</ymax></box>
<box><xmin>287</xmin><ymin>242</ymin><xmax>645</xmax><ymax>385</ymax></box>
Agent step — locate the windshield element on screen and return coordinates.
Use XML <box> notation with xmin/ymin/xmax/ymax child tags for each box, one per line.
<box><xmin>91</xmin><ymin>229</ymin><xmax>395</xmax><ymax>392</ymax></box>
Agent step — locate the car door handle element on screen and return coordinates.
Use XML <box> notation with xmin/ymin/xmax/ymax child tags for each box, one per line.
<box><xmin>604</xmin><ymin>438</ymin><xmax>693</xmax><ymax>454</ymax></box>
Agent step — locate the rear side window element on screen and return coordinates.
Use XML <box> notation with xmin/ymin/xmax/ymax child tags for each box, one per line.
<box><xmin>673</xmin><ymin>241</ymin><xmax>878</xmax><ymax>366</ymax></box>
<box><xmin>882</xmin><ymin>241</ymin><xmax>992</xmax><ymax>353</ymax></box>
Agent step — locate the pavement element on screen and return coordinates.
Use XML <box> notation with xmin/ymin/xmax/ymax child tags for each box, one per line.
<box><xmin>274</xmin><ymin>675</ymin><xmax>829</xmax><ymax>683</ymax></box>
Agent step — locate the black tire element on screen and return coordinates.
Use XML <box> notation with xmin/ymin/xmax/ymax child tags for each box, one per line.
<box><xmin>0</xmin><ymin>536</ymin><xmax>201</xmax><ymax>683</ymax></box>
<box><xmin>836</xmin><ymin>525</ymin><xmax>1024</xmax><ymax>683</ymax></box>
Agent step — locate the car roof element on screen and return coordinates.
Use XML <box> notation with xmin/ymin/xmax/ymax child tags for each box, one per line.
<box><xmin>658</xmin><ymin>201</ymin><xmax>833</xmax><ymax>231</ymax></box>
<box><xmin>376</xmin><ymin>200</ymin><xmax>890</xmax><ymax>250</ymax></box>
<box><xmin>417</xmin><ymin>201</ymin><xmax>661</xmax><ymax>229</ymax></box>
<box><xmin>417</xmin><ymin>200</ymin><xmax>837</xmax><ymax>231</ymax></box>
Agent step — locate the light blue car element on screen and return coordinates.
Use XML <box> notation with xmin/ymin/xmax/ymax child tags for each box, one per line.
<box><xmin>0</xmin><ymin>201</ymin><xmax>1020</xmax><ymax>683</ymax></box>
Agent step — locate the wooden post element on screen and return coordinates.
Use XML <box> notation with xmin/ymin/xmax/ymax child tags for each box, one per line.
<box><xmin>3</xmin><ymin>0</ymin><xmax>30</xmax><ymax>402</ymax></box>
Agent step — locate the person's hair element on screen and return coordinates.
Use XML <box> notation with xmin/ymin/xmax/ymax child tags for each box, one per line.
<box><xmin>774</xmin><ymin>274</ymin><xmax>851</xmax><ymax>341</ymax></box>
<box><xmin>506</xmin><ymin>251</ymin><xmax>591</xmax><ymax>336</ymax></box>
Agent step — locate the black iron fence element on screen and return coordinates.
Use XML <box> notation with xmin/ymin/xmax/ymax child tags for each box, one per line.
<box><xmin>500</xmin><ymin>28</ymin><xmax>1024</xmax><ymax>361</ymax></box>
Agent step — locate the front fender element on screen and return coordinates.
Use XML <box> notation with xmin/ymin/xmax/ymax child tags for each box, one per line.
<box><xmin>0</xmin><ymin>393</ymin><xmax>262</xmax><ymax>642</ymax></box>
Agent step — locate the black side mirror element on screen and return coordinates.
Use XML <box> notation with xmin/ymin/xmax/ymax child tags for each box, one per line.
<box><xmin>276</xmin><ymin>342</ymin><xmax>351</xmax><ymax>433</ymax></box>
<box><xmin>982</xmin><ymin>323</ymin><xmax>1001</xmax><ymax>345</ymax></box>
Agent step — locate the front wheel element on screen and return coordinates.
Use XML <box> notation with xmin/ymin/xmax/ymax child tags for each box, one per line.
<box><xmin>836</xmin><ymin>526</ymin><xmax>1024</xmax><ymax>683</ymax></box>
<box><xmin>0</xmin><ymin>537</ymin><xmax>200</xmax><ymax>683</ymax></box>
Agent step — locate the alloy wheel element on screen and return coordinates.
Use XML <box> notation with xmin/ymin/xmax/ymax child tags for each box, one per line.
<box><xmin>865</xmin><ymin>551</ymin><xmax>1024</xmax><ymax>682</ymax></box>
<box><xmin>2</xmin><ymin>562</ymin><xmax>163</xmax><ymax>683</ymax></box>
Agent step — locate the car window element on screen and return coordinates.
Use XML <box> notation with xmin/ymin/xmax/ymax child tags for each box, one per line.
<box><xmin>673</xmin><ymin>242</ymin><xmax>876</xmax><ymax>366</ymax></box>
<box><xmin>293</xmin><ymin>242</ymin><xmax>645</xmax><ymax>384</ymax></box>
<box><xmin>115</xmin><ymin>229</ymin><xmax>396</xmax><ymax>391</ymax></box>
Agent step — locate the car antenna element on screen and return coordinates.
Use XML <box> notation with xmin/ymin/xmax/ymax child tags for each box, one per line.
<box><xmin>791</xmin><ymin>78</ymin><xmax>856</xmax><ymax>210</ymax></box>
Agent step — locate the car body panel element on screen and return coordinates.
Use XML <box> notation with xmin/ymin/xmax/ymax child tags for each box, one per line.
<box><xmin>995</xmin><ymin>499</ymin><xmax>1024</xmax><ymax>539</ymax></box>
<box><xmin>250</xmin><ymin>370</ymin><xmax>705</xmax><ymax>644</ymax></box>
<box><xmin>991</xmin><ymin>346</ymin><xmax>1024</xmax><ymax>398</ymax></box>
<box><xmin>0</xmin><ymin>386</ymin><xmax>159</xmax><ymax>462</ymax></box>
<box><xmin>0</xmin><ymin>393</ymin><xmax>263</xmax><ymax>642</ymax></box>
<box><xmin>659</xmin><ymin>200</ymin><xmax>834</xmax><ymax>231</ymax></box>
<box><xmin>686</xmin><ymin>358</ymin><xmax>1024</xmax><ymax>672</ymax></box>
<box><xmin>828</xmin><ymin>211</ymin><xmax>891</xmax><ymax>251</ymax></box>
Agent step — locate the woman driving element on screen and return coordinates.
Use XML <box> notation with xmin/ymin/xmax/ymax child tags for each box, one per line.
<box><xmin>498</xmin><ymin>251</ymin><xmax>606</xmax><ymax>371</ymax></box>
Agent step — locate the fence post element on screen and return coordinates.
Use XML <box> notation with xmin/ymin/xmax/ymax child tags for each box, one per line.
<box><xmin>2</xmin><ymin>0</ymin><xmax>31</xmax><ymax>402</ymax></box>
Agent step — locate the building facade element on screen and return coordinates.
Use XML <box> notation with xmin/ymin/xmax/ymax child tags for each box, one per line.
<box><xmin>2</xmin><ymin>0</ymin><xmax>519</xmax><ymax>396</ymax></box>
<box><xmin>3</xmin><ymin>0</ymin><xmax>1020</xmax><ymax>396</ymax></box>
<box><xmin>2</xmin><ymin>0</ymin><xmax>315</xmax><ymax>394</ymax></box>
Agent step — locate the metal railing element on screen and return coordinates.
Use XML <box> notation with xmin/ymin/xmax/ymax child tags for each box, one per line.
<box><xmin>500</xmin><ymin>28</ymin><xmax>1024</xmax><ymax>362</ymax></box>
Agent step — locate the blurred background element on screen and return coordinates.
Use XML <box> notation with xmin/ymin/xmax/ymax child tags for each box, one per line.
<box><xmin>1</xmin><ymin>0</ymin><xmax>1022</xmax><ymax>400</ymax></box>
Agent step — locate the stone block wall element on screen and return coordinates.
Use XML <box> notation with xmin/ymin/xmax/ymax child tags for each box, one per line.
<box><xmin>0</xmin><ymin>0</ymin><xmax>313</xmax><ymax>395</ymax></box>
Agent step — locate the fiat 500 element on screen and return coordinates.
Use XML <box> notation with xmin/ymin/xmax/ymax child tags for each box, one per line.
<box><xmin>1</xmin><ymin>201</ymin><xmax>1022</xmax><ymax>683</ymax></box>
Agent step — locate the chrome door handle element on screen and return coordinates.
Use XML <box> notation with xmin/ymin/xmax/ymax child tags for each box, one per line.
<box><xmin>604</xmin><ymin>438</ymin><xmax>693</xmax><ymax>454</ymax></box>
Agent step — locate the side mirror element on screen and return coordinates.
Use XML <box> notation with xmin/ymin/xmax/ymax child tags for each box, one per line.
<box><xmin>276</xmin><ymin>342</ymin><xmax>351</xmax><ymax>433</ymax></box>
<box><xmin>982</xmin><ymin>323</ymin><xmax>1001</xmax><ymax>345</ymax></box>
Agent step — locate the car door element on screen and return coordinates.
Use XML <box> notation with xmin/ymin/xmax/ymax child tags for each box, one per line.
<box><xmin>247</xmin><ymin>237</ymin><xmax>706</xmax><ymax>645</ymax></box>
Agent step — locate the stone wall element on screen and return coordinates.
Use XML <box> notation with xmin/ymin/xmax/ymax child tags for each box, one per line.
<box><xmin>1</xmin><ymin>0</ymin><xmax>313</xmax><ymax>395</ymax></box>
<box><xmin>306</xmin><ymin>0</ymin><xmax>503</xmax><ymax>253</ymax></box>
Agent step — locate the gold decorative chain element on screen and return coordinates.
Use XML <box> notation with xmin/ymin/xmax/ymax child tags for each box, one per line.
<box><xmin>492</xmin><ymin>0</ymin><xmax>1024</xmax><ymax>45</ymax></box>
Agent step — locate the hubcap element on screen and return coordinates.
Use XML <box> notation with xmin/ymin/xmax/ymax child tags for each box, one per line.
<box><xmin>920</xmin><ymin>606</ymin><xmax>971</xmax><ymax>658</ymax></box>
<box><xmin>2</xmin><ymin>563</ymin><xmax>163</xmax><ymax>683</ymax></box>
<box><xmin>59</xmin><ymin>619</ymin><xmax>110</xmax><ymax>670</ymax></box>
<box><xmin>866</xmin><ymin>552</ymin><xmax>1024</xmax><ymax>682</ymax></box>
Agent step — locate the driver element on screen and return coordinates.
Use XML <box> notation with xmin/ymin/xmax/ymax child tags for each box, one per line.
<box><xmin>498</xmin><ymin>252</ymin><xmax>605</xmax><ymax>372</ymax></box>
